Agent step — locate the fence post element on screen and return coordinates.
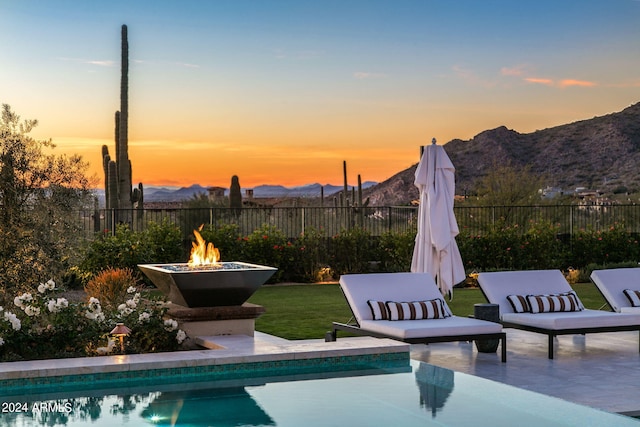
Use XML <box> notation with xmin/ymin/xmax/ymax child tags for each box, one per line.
<box><xmin>492</xmin><ymin>206</ymin><xmax>496</xmax><ymax>228</ymax></box>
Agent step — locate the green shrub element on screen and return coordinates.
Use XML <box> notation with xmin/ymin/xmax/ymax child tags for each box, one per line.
<box><xmin>293</xmin><ymin>227</ymin><xmax>328</xmax><ymax>282</ymax></box>
<box><xmin>570</xmin><ymin>223</ymin><xmax>640</xmax><ymax>268</ymax></box>
<box><xmin>457</xmin><ymin>220</ymin><xmax>567</xmax><ymax>271</ymax></box>
<box><xmin>378</xmin><ymin>229</ymin><xmax>415</xmax><ymax>272</ymax></box>
<box><xmin>329</xmin><ymin>227</ymin><xmax>378</xmax><ymax>276</ymax></box>
<box><xmin>243</xmin><ymin>224</ymin><xmax>288</xmax><ymax>283</ymax></box>
<box><xmin>78</xmin><ymin>220</ymin><xmax>183</xmax><ymax>282</ymax></box>
<box><xmin>143</xmin><ymin>218</ymin><xmax>184</xmax><ymax>263</ymax></box>
<box><xmin>198</xmin><ymin>223</ymin><xmax>245</xmax><ymax>262</ymax></box>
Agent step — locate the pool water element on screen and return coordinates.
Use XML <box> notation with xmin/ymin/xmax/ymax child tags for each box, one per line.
<box><xmin>1</xmin><ymin>360</ymin><xmax>637</xmax><ymax>426</ymax></box>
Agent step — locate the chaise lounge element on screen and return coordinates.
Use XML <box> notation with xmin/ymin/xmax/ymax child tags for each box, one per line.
<box><xmin>328</xmin><ymin>272</ymin><xmax>507</xmax><ymax>362</ymax></box>
<box><xmin>590</xmin><ymin>268</ymin><xmax>640</xmax><ymax>313</ymax></box>
<box><xmin>478</xmin><ymin>269</ymin><xmax>640</xmax><ymax>359</ymax></box>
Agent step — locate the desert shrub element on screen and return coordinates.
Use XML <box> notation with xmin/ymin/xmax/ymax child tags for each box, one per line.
<box><xmin>378</xmin><ymin>229</ymin><xmax>415</xmax><ymax>272</ymax></box>
<box><xmin>78</xmin><ymin>220</ymin><xmax>183</xmax><ymax>282</ymax></box>
<box><xmin>290</xmin><ymin>227</ymin><xmax>328</xmax><ymax>282</ymax></box>
<box><xmin>143</xmin><ymin>218</ymin><xmax>185</xmax><ymax>263</ymax></box>
<box><xmin>515</xmin><ymin>220</ymin><xmax>566</xmax><ymax>269</ymax></box>
<box><xmin>198</xmin><ymin>223</ymin><xmax>245</xmax><ymax>262</ymax></box>
<box><xmin>78</xmin><ymin>225</ymin><xmax>150</xmax><ymax>277</ymax></box>
<box><xmin>329</xmin><ymin>227</ymin><xmax>378</xmax><ymax>276</ymax></box>
<box><xmin>570</xmin><ymin>223</ymin><xmax>640</xmax><ymax>268</ymax></box>
<box><xmin>457</xmin><ymin>220</ymin><xmax>567</xmax><ymax>271</ymax></box>
<box><xmin>0</xmin><ymin>279</ymin><xmax>187</xmax><ymax>361</ymax></box>
<box><xmin>243</xmin><ymin>224</ymin><xmax>288</xmax><ymax>283</ymax></box>
<box><xmin>84</xmin><ymin>268</ymin><xmax>139</xmax><ymax>311</ymax></box>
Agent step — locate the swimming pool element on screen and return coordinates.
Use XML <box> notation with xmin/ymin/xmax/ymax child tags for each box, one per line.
<box><xmin>1</xmin><ymin>360</ymin><xmax>637</xmax><ymax>426</ymax></box>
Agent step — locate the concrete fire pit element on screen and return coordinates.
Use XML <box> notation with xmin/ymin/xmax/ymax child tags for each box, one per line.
<box><xmin>138</xmin><ymin>262</ymin><xmax>277</xmax><ymax>308</ymax></box>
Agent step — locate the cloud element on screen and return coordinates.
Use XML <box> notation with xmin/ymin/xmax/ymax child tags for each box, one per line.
<box><xmin>502</xmin><ymin>63</ymin><xmax>598</xmax><ymax>88</ymax></box>
<box><xmin>57</xmin><ymin>57</ymin><xmax>116</xmax><ymax>67</ymax></box>
<box><xmin>353</xmin><ymin>71</ymin><xmax>386</xmax><ymax>79</ymax></box>
<box><xmin>85</xmin><ymin>60</ymin><xmax>115</xmax><ymax>67</ymax></box>
<box><xmin>524</xmin><ymin>77</ymin><xmax>554</xmax><ymax>86</ymax></box>
<box><xmin>558</xmin><ymin>79</ymin><xmax>597</xmax><ymax>88</ymax></box>
<box><xmin>523</xmin><ymin>76</ymin><xmax>597</xmax><ymax>88</ymax></box>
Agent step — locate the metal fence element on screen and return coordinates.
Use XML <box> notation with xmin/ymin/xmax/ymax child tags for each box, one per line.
<box><xmin>76</xmin><ymin>206</ymin><xmax>419</xmax><ymax>239</ymax></box>
<box><xmin>74</xmin><ymin>204</ymin><xmax>640</xmax><ymax>239</ymax></box>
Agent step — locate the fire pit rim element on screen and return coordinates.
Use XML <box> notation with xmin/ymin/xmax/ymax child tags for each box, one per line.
<box><xmin>137</xmin><ymin>261</ymin><xmax>278</xmax><ymax>273</ymax></box>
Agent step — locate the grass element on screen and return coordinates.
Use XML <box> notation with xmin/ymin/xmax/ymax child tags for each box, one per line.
<box><xmin>247</xmin><ymin>282</ymin><xmax>609</xmax><ymax>340</ymax></box>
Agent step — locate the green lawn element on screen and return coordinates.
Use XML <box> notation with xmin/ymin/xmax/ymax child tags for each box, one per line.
<box><xmin>247</xmin><ymin>282</ymin><xmax>609</xmax><ymax>340</ymax></box>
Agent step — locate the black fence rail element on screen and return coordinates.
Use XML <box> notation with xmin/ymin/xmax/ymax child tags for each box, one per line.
<box><xmin>76</xmin><ymin>206</ymin><xmax>419</xmax><ymax>239</ymax></box>
<box><xmin>74</xmin><ymin>204</ymin><xmax>640</xmax><ymax>240</ymax></box>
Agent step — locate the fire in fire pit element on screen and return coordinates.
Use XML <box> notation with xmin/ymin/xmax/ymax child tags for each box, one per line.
<box><xmin>189</xmin><ymin>227</ymin><xmax>220</xmax><ymax>267</ymax></box>
<box><xmin>138</xmin><ymin>228</ymin><xmax>276</xmax><ymax>307</ymax></box>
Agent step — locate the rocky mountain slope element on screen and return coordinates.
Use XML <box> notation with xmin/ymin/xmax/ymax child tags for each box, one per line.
<box><xmin>365</xmin><ymin>101</ymin><xmax>640</xmax><ymax>206</ymax></box>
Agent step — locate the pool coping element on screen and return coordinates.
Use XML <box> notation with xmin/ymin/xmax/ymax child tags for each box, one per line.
<box><xmin>0</xmin><ymin>334</ymin><xmax>409</xmax><ymax>380</ymax></box>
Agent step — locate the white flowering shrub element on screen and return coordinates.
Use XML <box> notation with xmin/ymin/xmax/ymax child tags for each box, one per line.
<box><xmin>0</xmin><ymin>276</ymin><xmax>188</xmax><ymax>362</ymax></box>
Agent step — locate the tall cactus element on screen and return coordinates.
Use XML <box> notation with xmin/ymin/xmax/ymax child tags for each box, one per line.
<box><xmin>132</xmin><ymin>182</ymin><xmax>144</xmax><ymax>219</ymax></box>
<box><xmin>229</xmin><ymin>175</ymin><xmax>242</xmax><ymax>216</ymax></box>
<box><xmin>107</xmin><ymin>160</ymin><xmax>118</xmax><ymax>229</ymax></box>
<box><xmin>117</xmin><ymin>24</ymin><xmax>132</xmax><ymax>213</ymax></box>
<box><xmin>101</xmin><ymin>24</ymin><xmax>143</xmax><ymax>226</ymax></box>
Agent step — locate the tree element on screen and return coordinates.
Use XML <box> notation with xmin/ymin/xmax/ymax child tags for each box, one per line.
<box><xmin>0</xmin><ymin>104</ymin><xmax>94</xmax><ymax>298</ymax></box>
<box><xmin>474</xmin><ymin>162</ymin><xmax>545</xmax><ymax>206</ymax></box>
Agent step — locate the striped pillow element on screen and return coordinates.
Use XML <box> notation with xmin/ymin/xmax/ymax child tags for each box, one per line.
<box><xmin>385</xmin><ymin>299</ymin><xmax>450</xmax><ymax>321</ymax></box>
<box><xmin>526</xmin><ymin>292</ymin><xmax>584</xmax><ymax>313</ymax></box>
<box><xmin>367</xmin><ymin>300</ymin><xmax>389</xmax><ymax>320</ymax></box>
<box><xmin>623</xmin><ymin>289</ymin><xmax>640</xmax><ymax>307</ymax></box>
<box><xmin>507</xmin><ymin>294</ymin><xmax>530</xmax><ymax>313</ymax></box>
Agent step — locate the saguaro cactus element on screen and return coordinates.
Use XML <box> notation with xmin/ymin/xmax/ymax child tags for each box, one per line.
<box><xmin>102</xmin><ymin>24</ymin><xmax>143</xmax><ymax>225</ymax></box>
<box><xmin>229</xmin><ymin>175</ymin><xmax>242</xmax><ymax>216</ymax></box>
<box><xmin>117</xmin><ymin>24</ymin><xmax>132</xmax><ymax>212</ymax></box>
<box><xmin>132</xmin><ymin>182</ymin><xmax>144</xmax><ymax>219</ymax></box>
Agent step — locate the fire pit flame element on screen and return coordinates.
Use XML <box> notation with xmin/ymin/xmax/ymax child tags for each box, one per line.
<box><xmin>188</xmin><ymin>227</ymin><xmax>220</xmax><ymax>267</ymax></box>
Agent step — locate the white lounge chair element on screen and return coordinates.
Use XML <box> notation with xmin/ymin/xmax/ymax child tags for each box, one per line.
<box><xmin>591</xmin><ymin>268</ymin><xmax>640</xmax><ymax>313</ymax></box>
<box><xmin>328</xmin><ymin>272</ymin><xmax>506</xmax><ymax>362</ymax></box>
<box><xmin>478</xmin><ymin>270</ymin><xmax>640</xmax><ymax>359</ymax></box>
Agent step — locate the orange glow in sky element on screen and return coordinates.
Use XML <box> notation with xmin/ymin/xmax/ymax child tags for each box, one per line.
<box><xmin>3</xmin><ymin>1</ymin><xmax>640</xmax><ymax>189</ymax></box>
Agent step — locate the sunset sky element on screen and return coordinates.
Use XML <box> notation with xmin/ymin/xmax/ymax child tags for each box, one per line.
<box><xmin>2</xmin><ymin>0</ymin><xmax>640</xmax><ymax>188</ymax></box>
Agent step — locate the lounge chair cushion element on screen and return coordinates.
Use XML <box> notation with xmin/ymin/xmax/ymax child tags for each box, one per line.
<box><xmin>623</xmin><ymin>289</ymin><xmax>640</xmax><ymax>307</ymax></box>
<box><xmin>359</xmin><ymin>316</ymin><xmax>502</xmax><ymax>339</ymax></box>
<box><xmin>340</xmin><ymin>272</ymin><xmax>452</xmax><ymax>323</ymax></box>
<box><xmin>478</xmin><ymin>270</ymin><xmax>576</xmax><ymax>315</ymax></box>
<box><xmin>502</xmin><ymin>309</ymin><xmax>640</xmax><ymax>330</ymax></box>
<box><xmin>386</xmin><ymin>299</ymin><xmax>450</xmax><ymax>320</ymax></box>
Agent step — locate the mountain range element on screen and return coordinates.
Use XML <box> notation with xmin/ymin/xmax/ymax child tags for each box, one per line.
<box><xmin>364</xmin><ymin>101</ymin><xmax>640</xmax><ymax>206</ymax></box>
<box><xmin>141</xmin><ymin>181</ymin><xmax>378</xmax><ymax>202</ymax></box>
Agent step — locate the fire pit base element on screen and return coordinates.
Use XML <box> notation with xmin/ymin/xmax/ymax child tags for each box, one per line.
<box><xmin>167</xmin><ymin>303</ymin><xmax>266</xmax><ymax>339</ymax></box>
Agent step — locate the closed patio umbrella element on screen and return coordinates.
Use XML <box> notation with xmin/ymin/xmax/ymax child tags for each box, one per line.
<box><xmin>411</xmin><ymin>138</ymin><xmax>465</xmax><ymax>298</ymax></box>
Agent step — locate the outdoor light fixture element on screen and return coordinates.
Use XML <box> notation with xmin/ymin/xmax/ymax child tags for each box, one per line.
<box><xmin>110</xmin><ymin>323</ymin><xmax>131</xmax><ymax>352</ymax></box>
